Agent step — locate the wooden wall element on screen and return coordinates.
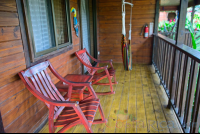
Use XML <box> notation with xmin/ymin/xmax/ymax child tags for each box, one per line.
<box><xmin>0</xmin><ymin>0</ymin><xmax>82</xmax><ymax>133</ymax></box>
<box><xmin>97</xmin><ymin>0</ymin><xmax>156</xmax><ymax>64</ymax></box>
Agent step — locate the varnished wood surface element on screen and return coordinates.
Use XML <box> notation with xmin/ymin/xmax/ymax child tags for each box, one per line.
<box><xmin>40</xmin><ymin>64</ymin><xmax>183</xmax><ymax>133</ymax></box>
<box><xmin>0</xmin><ymin>0</ymin><xmax>82</xmax><ymax>133</ymax></box>
<box><xmin>97</xmin><ymin>0</ymin><xmax>155</xmax><ymax>64</ymax></box>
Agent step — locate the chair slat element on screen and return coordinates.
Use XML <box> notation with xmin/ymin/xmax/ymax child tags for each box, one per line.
<box><xmin>30</xmin><ymin>76</ymin><xmax>51</xmax><ymax>109</ymax></box>
<box><xmin>37</xmin><ymin>73</ymin><xmax>57</xmax><ymax>100</ymax></box>
<box><xmin>33</xmin><ymin>74</ymin><xmax>59</xmax><ymax>112</ymax></box>
<box><xmin>40</xmin><ymin>71</ymin><xmax>62</xmax><ymax>101</ymax></box>
<box><xmin>43</xmin><ymin>70</ymin><xmax>65</xmax><ymax>101</ymax></box>
<box><xmin>79</xmin><ymin>53</ymin><xmax>93</xmax><ymax>74</ymax></box>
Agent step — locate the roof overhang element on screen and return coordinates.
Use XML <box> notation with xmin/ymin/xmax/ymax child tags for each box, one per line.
<box><xmin>160</xmin><ymin>0</ymin><xmax>199</xmax><ymax>11</ymax></box>
<box><xmin>161</xmin><ymin>0</ymin><xmax>194</xmax><ymax>6</ymax></box>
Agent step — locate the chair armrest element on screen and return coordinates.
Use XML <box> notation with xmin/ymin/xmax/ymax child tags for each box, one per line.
<box><xmin>92</xmin><ymin>65</ymin><xmax>108</xmax><ymax>70</ymax></box>
<box><xmin>47</xmin><ymin>99</ymin><xmax>79</xmax><ymax>107</ymax></box>
<box><xmin>48</xmin><ymin>61</ymin><xmax>91</xmax><ymax>86</ymax></box>
<box><xmin>68</xmin><ymin>82</ymin><xmax>91</xmax><ymax>87</ymax></box>
<box><xmin>96</xmin><ymin>59</ymin><xmax>113</xmax><ymax>63</ymax></box>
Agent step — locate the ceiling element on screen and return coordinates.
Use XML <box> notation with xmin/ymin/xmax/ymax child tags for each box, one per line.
<box><xmin>160</xmin><ymin>0</ymin><xmax>193</xmax><ymax>6</ymax></box>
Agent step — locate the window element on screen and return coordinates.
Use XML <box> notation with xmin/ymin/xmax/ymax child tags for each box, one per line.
<box><xmin>24</xmin><ymin>0</ymin><xmax>72</xmax><ymax>62</ymax></box>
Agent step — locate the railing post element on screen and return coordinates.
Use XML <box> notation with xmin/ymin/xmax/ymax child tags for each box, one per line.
<box><xmin>176</xmin><ymin>0</ymin><xmax>189</xmax><ymax>45</ymax></box>
<box><xmin>168</xmin><ymin>0</ymin><xmax>189</xmax><ymax>109</ymax></box>
<box><xmin>0</xmin><ymin>112</ymin><xmax>5</xmax><ymax>133</ymax></box>
<box><xmin>152</xmin><ymin>0</ymin><xmax>160</xmax><ymax>66</ymax></box>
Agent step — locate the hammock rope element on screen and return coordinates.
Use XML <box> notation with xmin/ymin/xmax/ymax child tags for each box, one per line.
<box><xmin>121</xmin><ymin>0</ymin><xmax>133</xmax><ymax>71</ymax></box>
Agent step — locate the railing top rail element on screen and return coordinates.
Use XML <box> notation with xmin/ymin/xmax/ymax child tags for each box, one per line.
<box><xmin>154</xmin><ymin>33</ymin><xmax>200</xmax><ymax>63</ymax></box>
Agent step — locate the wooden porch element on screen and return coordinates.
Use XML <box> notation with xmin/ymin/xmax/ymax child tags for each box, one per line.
<box><xmin>40</xmin><ymin>64</ymin><xmax>182</xmax><ymax>133</ymax></box>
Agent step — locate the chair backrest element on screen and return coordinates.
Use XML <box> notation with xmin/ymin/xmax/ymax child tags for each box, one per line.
<box><xmin>75</xmin><ymin>49</ymin><xmax>95</xmax><ymax>75</ymax></box>
<box><xmin>18</xmin><ymin>61</ymin><xmax>65</xmax><ymax>119</ymax></box>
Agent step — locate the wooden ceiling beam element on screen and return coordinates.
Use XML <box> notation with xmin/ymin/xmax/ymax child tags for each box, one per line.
<box><xmin>188</xmin><ymin>0</ymin><xmax>200</xmax><ymax>7</ymax></box>
<box><xmin>160</xmin><ymin>6</ymin><xmax>179</xmax><ymax>11</ymax></box>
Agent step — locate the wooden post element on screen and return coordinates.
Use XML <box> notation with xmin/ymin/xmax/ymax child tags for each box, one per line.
<box><xmin>152</xmin><ymin>0</ymin><xmax>160</xmax><ymax>66</ymax></box>
<box><xmin>0</xmin><ymin>112</ymin><xmax>5</xmax><ymax>133</ymax></box>
<box><xmin>191</xmin><ymin>1</ymin><xmax>195</xmax><ymax>26</ymax></box>
<box><xmin>168</xmin><ymin>0</ymin><xmax>189</xmax><ymax>109</ymax></box>
<box><xmin>176</xmin><ymin>0</ymin><xmax>189</xmax><ymax>45</ymax></box>
<box><xmin>154</xmin><ymin>0</ymin><xmax>160</xmax><ymax>34</ymax></box>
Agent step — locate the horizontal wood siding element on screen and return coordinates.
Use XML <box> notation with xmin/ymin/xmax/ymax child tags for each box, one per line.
<box><xmin>0</xmin><ymin>0</ymin><xmax>82</xmax><ymax>133</ymax></box>
<box><xmin>97</xmin><ymin>0</ymin><xmax>155</xmax><ymax>64</ymax></box>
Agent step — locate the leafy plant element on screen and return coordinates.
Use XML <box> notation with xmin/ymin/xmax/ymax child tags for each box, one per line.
<box><xmin>185</xmin><ymin>18</ymin><xmax>200</xmax><ymax>51</ymax></box>
<box><xmin>158</xmin><ymin>20</ymin><xmax>176</xmax><ymax>33</ymax></box>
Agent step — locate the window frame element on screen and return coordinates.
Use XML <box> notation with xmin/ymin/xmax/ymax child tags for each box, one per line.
<box><xmin>21</xmin><ymin>0</ymin><xmax>72</xmax><ymax>66</ymax></box>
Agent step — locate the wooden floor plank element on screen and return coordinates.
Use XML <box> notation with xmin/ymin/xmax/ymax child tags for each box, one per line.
<box><xmin>141</xmin><ymin>66</ymin><xmax>159</xmax><ymax>133</ymax></box>
<box><xmin>115</xmin><ymin>71</ymin><xmax>130</xmax><ymax>133</ymax></box>
<box><xmin>126</xmin><ymin>65</ymin><xmax>136</xmax><ymax>133</ymax></box>
<box><xmin>135</xmin><ymin>65</ymin><xmax>148</xmax><ymax>133</ymax></box>
<box><xmin>92</xmin><ymin>64</ymin><xmax>122</xmax><ymax>133</ymax></box>
<box><xmin>104</xmin><ymin>65</ymin><xmax>126</xmax><ymax>133</ymax></box>
<box><xmin>39</xmin><ymin>64</ymin><xmax>182</xmax><ymax>134</ymax></box>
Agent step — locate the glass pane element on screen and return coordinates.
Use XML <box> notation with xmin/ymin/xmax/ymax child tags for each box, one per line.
<box><xmin>27</xmin><ymin>0</ymin><xmax>55</xmax><ymax>53</ymax></box>
<box><xmin>53</xmin><ymin>0</ymin><xmax>69</xmax><ymax>45</ymax></box>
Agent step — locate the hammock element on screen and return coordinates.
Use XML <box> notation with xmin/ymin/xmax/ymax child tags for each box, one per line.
<box><xmin>121</xmin><ymin>0</ymin><xmax>133</xmax><ymax>71</ymax></box>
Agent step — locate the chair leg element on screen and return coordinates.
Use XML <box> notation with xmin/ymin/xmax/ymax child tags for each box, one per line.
<box><xmin>83</xmin><ymin>125</ymin><xmax>93</xmax><ymax>133</ymax></box>
<box><xmin>49</xmin><ymin>119</ymin><xmax>55</xmax><ymax>133</ymax></box>
<box><xmin>49</xmin><ymin>105</ymin><xmax>56</xmax><ymax>133</ymax></box>
<box><xmin>105</xmin><ymin>70</ymin><xmax>115</xmax><ymax>94</ymax></box>
<box><xmin>113</xmin><ymin>74</ymin><xmax>118</xmax><ymax>84</ymax></box>
<box><xmin>93</xmin><ymin>104</ymin><xmax>108</xmax><ymax>124</ymax></box>
<box><xmin>98</xmin><ymin>104</ymin><xmax>106</xmax><ymax>121</ymax></box>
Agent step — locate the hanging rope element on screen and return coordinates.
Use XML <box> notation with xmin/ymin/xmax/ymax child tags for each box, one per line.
<box><xmin>121</xmin><ymin>0</ymin><xmax>133</xmax><ymax>71</ymax></box>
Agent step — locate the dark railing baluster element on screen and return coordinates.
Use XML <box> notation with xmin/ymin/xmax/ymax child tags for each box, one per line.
<box><xmin>179</xmin><ymin>57</ymin><xmax>191</xmax><ymax>122</ymax></box>
<box><xmin>190</xmin><ymin>66</ymin><xmax>200</xmax><ymax>133</ymax></box>
<box><xmin>165</xmin><ymin>43</ymin><xmax>170</xmax><ymax>89</ymax></box>
<box><xmin>153</xmin><ymin>33</ymin><xmax>200</xmax><ymax>133</ymax></box>
<box><xmin>175</xmin><ymin>52</ymin><xmax>182</xmax><ymax>106</ymax></box>
<box><xmin>184</xmin><ymin>60</ymin><xmax>199</xmax><ymax>131</ymax></box>
<box><xmin>169</xmin><ymin>50</ymin><xmax>180</xmax><ymax>106</ymax></box>
<box><xmin>168</xmin><ymin>46</ymin><xmax>174</xmax><ymax>94</ymax></box>
<box><xmin>175</xmin><ymin>53</ymin><xmax>185</xmax><ymax>111</ymax></box>
<box><xmin>163</xmin><ymin>43</ymin><xmax>169</xmax><ymax>85</ymax></box>
<box><xmin>160</xmin><ymin>40</ymin><xmax>163</xmax><ymax>78</ymax></box>
<box><xmin>155</xmin><ymin>37</ymin><xmax>159</xmax><ymax>67</ymax></box>
<box><xmin>162</xmin><ymin>42</ymin><xmax>167</xmax><ymax>84</ymax></box>
<box><xmin>158</xmin><ymin>38</ymin><xmax>162</xmax><ymax>76</ymax></box>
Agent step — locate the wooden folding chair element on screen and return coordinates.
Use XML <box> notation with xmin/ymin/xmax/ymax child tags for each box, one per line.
<box><xmin>75</xmin><ymin>48</ymin><xmax>118</xmax><ymax>95</ymax></box>
<box><xmin>18</xmin><ymin>61</ymin><xmax>107</xmax><ymax>133</ymax></box>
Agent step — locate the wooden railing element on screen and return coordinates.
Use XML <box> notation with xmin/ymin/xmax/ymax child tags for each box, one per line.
<box><xmin>153</xmin><ymin>33</ymin><xmax>200</xmax><ymax>133</ymax></box>
<box><xmin>159</xmin><ymin>30</ymin><xmax>194</xmax><ymax>48</ymax></box>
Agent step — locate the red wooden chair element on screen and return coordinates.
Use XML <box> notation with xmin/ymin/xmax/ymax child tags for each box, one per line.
<box><xmin>18</xmin><ymin>61</ymin><xmax>107</xmax><ymax>133</ymax></box>
<box><xmin>75</xmin><ymin>48</ymin><xmax>118</xmax><ymax>95</ymax></box>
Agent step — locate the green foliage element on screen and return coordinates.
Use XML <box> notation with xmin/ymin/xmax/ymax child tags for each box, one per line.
<box><xmin>158</xmin><ymin>20</ymin><xmax>176</xmax><ymax>33</ymax></box>
<box><xmin>185</xmin><ymin>18</ymin><xmax>200</xmax><ymax>51</ymax></box>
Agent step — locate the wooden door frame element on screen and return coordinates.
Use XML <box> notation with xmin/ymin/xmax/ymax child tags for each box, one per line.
<box><xmin>77</xmin><ymin>0</ymin><xmax>84</xmax><ymax>74</ymax></box>
<box><xmin>92</xmin><ymin>0</ymin><xmax>98</xmax><ymax>60</ymax></box>
<box><xmin>78</xmin><ymin>0</ymin><xmax>98</xmax><ymax>74</ymax></box>
<box><xmin>0</xmin><ymin>112</ymin><xmax>5</xmax><ymax>133</ymax></box>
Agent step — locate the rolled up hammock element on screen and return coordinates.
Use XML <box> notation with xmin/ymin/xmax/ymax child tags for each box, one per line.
<box><xmin>121</xmin><ymin>0</ymin><xmax>133</xmax><ymax>71</ymax></box>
